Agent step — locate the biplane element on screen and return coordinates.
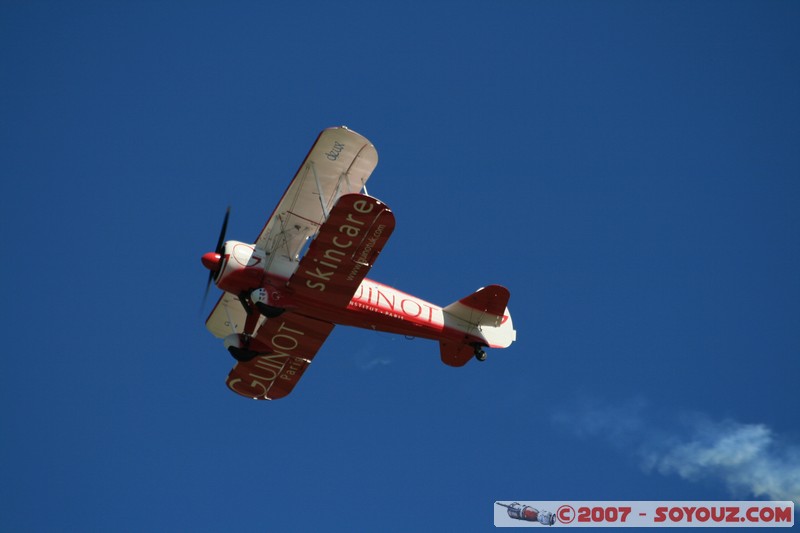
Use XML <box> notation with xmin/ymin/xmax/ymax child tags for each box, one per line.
<box><xmin>201</xmin><ymin>127</ymin><xmax>516</xmax><ymax>400</ymax></box>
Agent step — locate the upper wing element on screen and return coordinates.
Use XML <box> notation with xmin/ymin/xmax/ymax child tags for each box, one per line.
<box><xmin>255</xmin><ymin>127</ymin><xmax>378</xmax><ymax>267</ymax></box>
<box><xmin>225</xmin><ymin>312</ymin><xmax>335</xmax><ymax>400</ymax></box>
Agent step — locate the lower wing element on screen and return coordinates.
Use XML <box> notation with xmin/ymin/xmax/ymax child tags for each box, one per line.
<box><xmin>288</xmin><ymin>193</ymin><xmax>395</xmax><ymax>308</ymax></box>
<box><xmin>226</xmin><ymin>312</ymin><xmax>334</xmax><ymax>400</ymax></box>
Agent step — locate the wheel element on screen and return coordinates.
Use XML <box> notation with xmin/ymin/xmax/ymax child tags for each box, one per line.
<box><xmin>475</xmin><ymin>349</ymin><xmax>487</xmax><ymax>362</ymax></box>
<box><xmin>228</xmin><ymin>346</ymin><xmax>258</xmax><ymax>363</ymax></box>
<box><xmin>256</xmin><ymin>302</ymin><xmax>285</xmax><ymax>318</ymax></box>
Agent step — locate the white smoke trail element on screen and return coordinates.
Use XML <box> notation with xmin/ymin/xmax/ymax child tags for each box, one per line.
<box><xmin>552</xmin><ymin>399</ymin><xmax>800</xmax><ymax>504</ymax></box>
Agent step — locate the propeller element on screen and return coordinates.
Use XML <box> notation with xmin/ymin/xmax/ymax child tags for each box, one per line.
<box><xmin>201</xmin><ymin>206</ymin><xmax>230</xmax><ymax>309</ymax></box>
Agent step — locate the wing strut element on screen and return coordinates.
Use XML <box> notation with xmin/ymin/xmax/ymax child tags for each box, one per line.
<box><xmin>309</xmin><ymin>161</ymin><xmax>330</xmax><ymax>221</ymax></box>
<box><xmin>253</xmin><ymin>127</ymin><xmax>378</xmax><ymax>264</ymax></box>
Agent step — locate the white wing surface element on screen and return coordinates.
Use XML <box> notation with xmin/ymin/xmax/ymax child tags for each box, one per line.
<box><xmin>205</xmin><ymin>291</ymin><xmax>263</xmax><ymax>339</ymax></box>
<box><xmin>254</xmin><ymin>127</ymin><xmax>378</xmax><ymax>266</ymax></box>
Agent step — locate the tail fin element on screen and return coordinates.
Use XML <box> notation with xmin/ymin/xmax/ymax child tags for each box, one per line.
<box><xmin>440</xmin><ymin>285</ymin><xmax>516</xmax><ymax>367</ymax></box>
<box><xmin>443</xmin><ymin>285</ymin><xmax>510</xmax><ymax>327</ymax></box>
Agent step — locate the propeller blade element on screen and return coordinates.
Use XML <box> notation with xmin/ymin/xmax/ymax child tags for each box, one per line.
<box><xmin>202</xmin><ymin>206</ymin><xmax>231</xmax><ymax>312</ymax></box>
<box><xmin>215</xmin><ymin>206</ymin><xmax>230</xmax><ymax>255</ymax></box>
<box><xmin>202</xmin><ymin>271</ymin><xmax>214</xmax><ymax>310</ymax></box>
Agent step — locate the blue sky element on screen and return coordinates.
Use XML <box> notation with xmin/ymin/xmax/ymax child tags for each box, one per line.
<box><xmin>1</xmin><ymin>1</ymin><xmax>798</xmax><ymax>531</ymax></box>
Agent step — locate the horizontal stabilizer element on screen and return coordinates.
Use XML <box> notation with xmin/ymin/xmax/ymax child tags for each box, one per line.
<box><xmin>439</xmin><ymin>340</ymin><xmax>474</xmax><ymax>367</ymax></box>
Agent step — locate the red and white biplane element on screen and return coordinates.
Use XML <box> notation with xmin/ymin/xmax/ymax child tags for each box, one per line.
<box><xmin>201</xmin><ymin>127</ymin><xmax>516</xmax><ymax>400</ymax></box>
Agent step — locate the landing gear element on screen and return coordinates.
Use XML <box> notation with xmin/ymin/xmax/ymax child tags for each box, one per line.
<box><xmin>256</xmin><ymin>302</ymin><xmax>285</xmax><ymax>318</ymax></box>
<box><xmin>224</xmin><ymin>333</ymin><xmax>269</xmax><ymax>363</ymax></box>
<box><xmin>228</xmin><ymin>345</ymin><xmax>259</xmax><ymax>363</ymax></box>
<box><xmin>250</xmin><ymin>288</ymin><xmax>285</xmax><ymax>318</ymax></box>
<box><xmin>473</xmin><ymin>345</ymin><xmax>487</xmax><ymax>362</ymax></box>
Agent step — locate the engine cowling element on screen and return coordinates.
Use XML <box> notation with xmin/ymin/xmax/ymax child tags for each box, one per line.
<box><xmin>214</xmin><ymin>241</ymin><xmax>267</xmax><ymax>294</ymax></box>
